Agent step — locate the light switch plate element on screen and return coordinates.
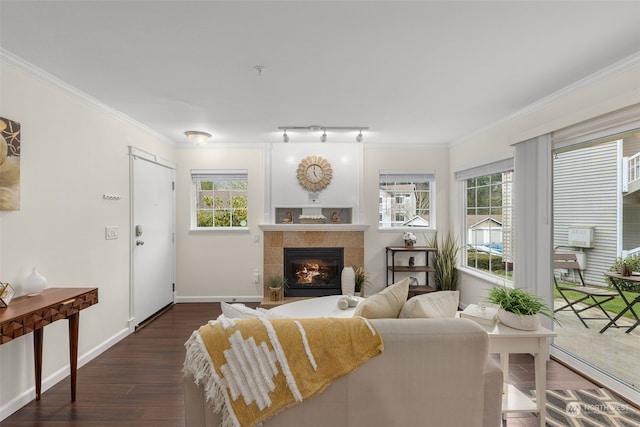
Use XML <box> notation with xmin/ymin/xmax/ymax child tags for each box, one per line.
<box><xmin>105</xmin><ymin>226</ymin><xmax>119</xmax><ymax>240</ymax></box>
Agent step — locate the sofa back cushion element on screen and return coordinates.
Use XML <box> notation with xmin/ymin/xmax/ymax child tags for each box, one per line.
<box><xmin>399</xmin><ymin>290</ymin><xmax>459</xmax><ymax>318</ymax></box>
<box><xmin>353</xmin><ymin>277</ymin><xmax>409</xmax><ymax>318</ymax></box>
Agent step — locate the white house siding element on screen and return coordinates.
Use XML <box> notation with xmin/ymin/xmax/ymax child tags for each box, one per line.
<box><xmin>623</xmin><ymin>204</ymin><xmax>640</xmax><ymax>251</ymax></box>
<box><xmin>553</xmin><ymin>140</ymin><xmax>618</xmax><ymax>286</ymax></box>
<box><xmin>623</xmin><ymin>132</ymin><xmax>640</xmax><ymax>253</ymax></box>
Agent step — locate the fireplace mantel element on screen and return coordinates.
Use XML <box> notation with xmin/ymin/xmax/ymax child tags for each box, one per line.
<box><xmin>259</xmin><ymin>224</ymin><xmax>369</xmax><ymax>232</ymax></box>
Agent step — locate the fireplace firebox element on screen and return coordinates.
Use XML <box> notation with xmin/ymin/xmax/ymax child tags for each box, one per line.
<box><xmin>284</xmin><ymin>247</ymin><xmax>343</xmax><ymax>297</ymax></box>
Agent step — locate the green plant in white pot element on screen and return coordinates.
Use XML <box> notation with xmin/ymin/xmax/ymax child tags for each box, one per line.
<box><xmin>485</xmin><ymin>286</ymin><xmax>553</xmax><ymax>330</ymax></box>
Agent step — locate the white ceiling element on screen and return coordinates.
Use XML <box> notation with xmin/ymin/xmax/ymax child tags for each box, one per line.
<box><xmin>2</xmin><ymin>1</ymin><xmax>640</xmax><ymax>146</ymax></box>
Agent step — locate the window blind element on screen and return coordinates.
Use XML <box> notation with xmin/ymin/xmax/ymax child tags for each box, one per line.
<box><xmin>191</xmin><ymin>169</ymin><xmax>248</xmax><ymax>182</ymax></box>
<box><xmin>379</xmin><ymin>170</ymin><xmax>435</xmax><ymax>183</ymax></box>
<box><xmin>454</xmin><ymin>157</ymin><xmax>514</xmax><ymax>181</ymax></box>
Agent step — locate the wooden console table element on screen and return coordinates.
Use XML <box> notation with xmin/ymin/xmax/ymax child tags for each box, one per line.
<box><xmin>0</xmin><ymin>287</ymin><xmax>98</xmax><ymax>401</ymax></box>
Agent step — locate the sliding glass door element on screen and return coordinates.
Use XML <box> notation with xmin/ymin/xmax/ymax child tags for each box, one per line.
<box><xmin>551</xmin><ymin>128</ymin><xmax>640</xmax><ymax>402</ymax></box>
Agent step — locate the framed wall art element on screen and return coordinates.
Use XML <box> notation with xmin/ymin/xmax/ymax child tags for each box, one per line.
<box><xmin>0</xmin><ymin>282</ymin><xmax>16</xmax><ymax>308</ymax></box>
<box><xmin>0</xmin><ymin>116</ymin><xmax>21</xmax><ymax>211</ymax></box>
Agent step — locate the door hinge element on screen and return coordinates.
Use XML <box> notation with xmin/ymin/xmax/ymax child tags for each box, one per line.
<box><xmin>172</xmin><ymin>181</ymin><xmax>175</xmax><ymax>190</ymax></box>
<box><xmin>172</xmin><ymin>283</ymin><xmax>175</xmax><ymax>292</ymax></box>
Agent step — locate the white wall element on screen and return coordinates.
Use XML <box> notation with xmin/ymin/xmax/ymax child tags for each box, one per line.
<box><xmin>174</xmin><ymin>146</ymin><xmax>265</xmax><ymax>301</ymax></box>
<box><xmin>363</xmin><ymin>145</ymin><xmax>449</xmax><ymax>294</ymax></box>
<box><xmin>0</xmin><ymin>61</ymin><xmax>174</xmax><ymax>419</ymax></box>
<box><xmin>174</xmin><ymin>142</ymin><xmax>449</xmax><ymax>300</ymax></box>
<box><xmin>449</xmin><ymin>63</ymin><xmax>640</xmax><ymax>306</ymax></box>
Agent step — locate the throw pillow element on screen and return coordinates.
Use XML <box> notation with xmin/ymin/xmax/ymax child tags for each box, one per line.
<box><xmin>220</xmin><ymin>302</ymin><xmax>265</xmax><ymax>319</ymax></box>
<box><xmin>399</xmin><ymin>290</ymin><xmax>460</xmax><ymax>318</ymax></box>
<box><xmin>353</xmin><ymin>277</ymin><xmax>410</xmax><ymax>318</ymax></box>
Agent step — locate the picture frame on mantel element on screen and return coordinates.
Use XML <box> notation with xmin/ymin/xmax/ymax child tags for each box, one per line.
<box><xmin>0</xmin><ymin>116</ymin><xmax>21</xmax><ymax>211</ymax></box>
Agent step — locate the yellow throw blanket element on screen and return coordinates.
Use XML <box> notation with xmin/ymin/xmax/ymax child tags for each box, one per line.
<box><xmin>183</xmin><ymin>316</ymin><xmax>383</xmax><ymax>427</ymax></box>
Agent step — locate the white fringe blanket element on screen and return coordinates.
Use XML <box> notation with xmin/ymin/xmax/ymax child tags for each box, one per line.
<box><xmin>183</xmin><ymin>315</ymin><xmax>382</xmax><ymax>427</ymax></box>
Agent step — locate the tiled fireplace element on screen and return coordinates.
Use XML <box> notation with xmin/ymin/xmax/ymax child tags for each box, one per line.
<box><xmin>262</xmin><ymin>229</ymin><xmax>365</xmax><ymax>297</ymax></box>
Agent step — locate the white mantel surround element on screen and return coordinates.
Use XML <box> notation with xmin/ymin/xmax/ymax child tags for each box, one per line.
<box><xmin>265</xmin><ymin>142</ymin><xmax>364</xmax><ymax>225</ymax></box>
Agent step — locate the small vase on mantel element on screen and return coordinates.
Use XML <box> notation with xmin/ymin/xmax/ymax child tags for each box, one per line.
<box><xmin>23</xmin><ymin>267</ymin><xmax>47</xmax><ymax>296</ymax></box>
<box><xmin>341</xmin><ymin>266</ymin><xmax>355</xmax><ymax>295</ymax></box>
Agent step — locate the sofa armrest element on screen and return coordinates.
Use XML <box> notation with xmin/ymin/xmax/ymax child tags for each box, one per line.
<box><xmin>185</xmin><ymin>374</ymin><xmax>222</xmax><ymax>427</ymax></box>
<box><xmin>482</xmin><ymin>358</ymin><xmax>504</xmax><ymax>427</ymax></box>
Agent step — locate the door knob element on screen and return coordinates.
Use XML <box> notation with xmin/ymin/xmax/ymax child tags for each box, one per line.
<box><xmin>136</xmin><ymin>240</ymin><xmax>145</xmax><ymax>246</ymax></box>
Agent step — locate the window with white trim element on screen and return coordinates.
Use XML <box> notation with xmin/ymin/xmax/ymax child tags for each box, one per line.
<box><xmin>456</xmin><ymin>159</ymin><xmax>513</xmax><ymax>278</ymax></box>
<box><xmin>379</xmin><ymin>170</ymin><xmax>435</xmax><ymax>228</ymax></box>
<box><xmin>191</xmin><ymin>170</ymin><xmax>248</xmax><ymax>229</ymax></box>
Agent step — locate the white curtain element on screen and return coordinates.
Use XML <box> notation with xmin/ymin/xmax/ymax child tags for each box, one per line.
<box><xmin>513</xmin><ymin>134</ymin><xmax>553</xmax><ymax>328</ymax></box>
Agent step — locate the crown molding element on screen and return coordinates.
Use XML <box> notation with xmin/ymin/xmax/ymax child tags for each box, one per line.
<box><xmin>1</xmin><ymin>48</ymin><xmax>175</xmax><ymax>146</ymax></box>
<box><xmin>450</xmin><ymin>50</ymin><xmax>640</xmax><ymax>147</ymax></box>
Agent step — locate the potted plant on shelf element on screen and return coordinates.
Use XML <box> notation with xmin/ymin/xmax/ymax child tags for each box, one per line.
<box><xmin>354</xmin><ymin>267</ymin><xmax>369</xmax><ymax>297</ymax></box>
<box><xmin>611</xmin><ymin>256</ymin><xmax>637</xmax><ymax>277</ymax></box>
<box><xmin>485</xmin><ymin>286</ymin><xmax>553</xmax><ymax>330</ymax></box>
<box><xmin>427</xmin><ymin>231</ymin><xmax>460</xmax><ymax>291</ymax></box>
<box><xmin>403</xmin><ymin>231</ymin><xmax>417</xmax><ymax>247</ymax></box>
<box><xmin>267</xmin><ymin>275</ymin><xmax>288</xmax><ymax>302</ymax></box>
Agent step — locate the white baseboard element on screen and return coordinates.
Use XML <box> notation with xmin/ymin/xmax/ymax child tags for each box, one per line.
<box><xmin>175</xmin><ymin>296</ymin><xmax>262</xmax><ymax>303</ymax></box>
<box><xmin>0</xmin><ymin>327</ymin><xmax>131</xmax><ymax>422</ymax></box>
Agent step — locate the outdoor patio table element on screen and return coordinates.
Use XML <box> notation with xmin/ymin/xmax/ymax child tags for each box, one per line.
<box><xmin>601</xmin><ymin>272</ymin><xmax>640</xmax><ymax>333</ymax></box>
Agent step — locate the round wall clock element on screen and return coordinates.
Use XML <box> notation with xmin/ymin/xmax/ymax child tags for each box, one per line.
<box><xmin>296</xmin><ymin>155</ymin><xmax>333</xmax><ymax>191</ymax></box>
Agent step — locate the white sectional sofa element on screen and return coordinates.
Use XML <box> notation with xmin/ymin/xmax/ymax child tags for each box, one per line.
<box><xmin>184</xmin><ymin>316</ymin><xmax>503</xmax><ymax>427</ymax></box>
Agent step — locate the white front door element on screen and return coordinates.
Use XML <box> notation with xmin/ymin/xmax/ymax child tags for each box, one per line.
<box><xmin>131</xmin><ymin>149</ymin><xmax>175</xmax><ymax>328</ymax></box>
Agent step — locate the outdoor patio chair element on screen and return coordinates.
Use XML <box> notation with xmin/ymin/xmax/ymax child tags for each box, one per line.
<box><xmin>553</xmin><ymin>253</ymin><xmax>620</xmax><ymax>329</ymax></box>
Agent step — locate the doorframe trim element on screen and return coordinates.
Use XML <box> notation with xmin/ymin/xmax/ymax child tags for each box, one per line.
<box><xmin>128</xmin><ymin>146</ymin><xmax>176</xmax><ymax>169</ymax></box>
<box><xmin>129</xmin><ymin>146</ymin><xmax>176</xmax><ymax>332</ymax></box>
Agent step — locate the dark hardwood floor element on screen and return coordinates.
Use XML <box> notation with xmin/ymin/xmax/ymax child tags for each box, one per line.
<box><xmin>2</xmin><ymin>303</ymin><xmax>597</xmax><ymax>427</ymax></box>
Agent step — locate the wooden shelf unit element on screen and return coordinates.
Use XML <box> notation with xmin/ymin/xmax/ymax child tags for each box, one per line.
<box><xmin>385</xmin><ymin>246</ymin><xmax>437</xmax><ymax>291</ymax></box>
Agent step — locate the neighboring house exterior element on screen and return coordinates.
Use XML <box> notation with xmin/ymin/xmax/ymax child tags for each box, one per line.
<box><xmin>467</xmin><ymin>217</ymin><xmax>503</xmax><ymax>247</ymax></box>
<box><xmin>622</xmin><ymin>136</ymin><xmax>640</xmax><ymax>257</ymax></box>
<box><xmin>402</xmin><ymin>215</ymin><xmax>430</xmax><ymax>227</ymax></box>
<box><xmin>379</xmin><ymin>184</ymin><xmax>419</xmax><ymax>227</ymax></box>
<box><xmin>553</xmin><ymin>133</ymin><xmax>640</xmax><ymax>286</ymax></box>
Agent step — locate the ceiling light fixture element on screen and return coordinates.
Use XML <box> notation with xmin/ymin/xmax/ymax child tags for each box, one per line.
<box><xmin>184</xmin><ymin>131</ymin><xmax>212</xmax><ymax>145</ymax></box>
<box><xmin>276</xmin><ymin>126</ymin><xmax>369</xmax><ymax>142</ymax></box>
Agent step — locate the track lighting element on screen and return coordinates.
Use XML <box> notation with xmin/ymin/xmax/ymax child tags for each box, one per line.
<box><xmin>276</xmin><ymin>125</ymin><xmax>369</xmax><ymax>142</ymax></box>
<box><xmin>184</xmin><ymin>130</ymin><xmax>211</xmax><ymax>145</ymax></box>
